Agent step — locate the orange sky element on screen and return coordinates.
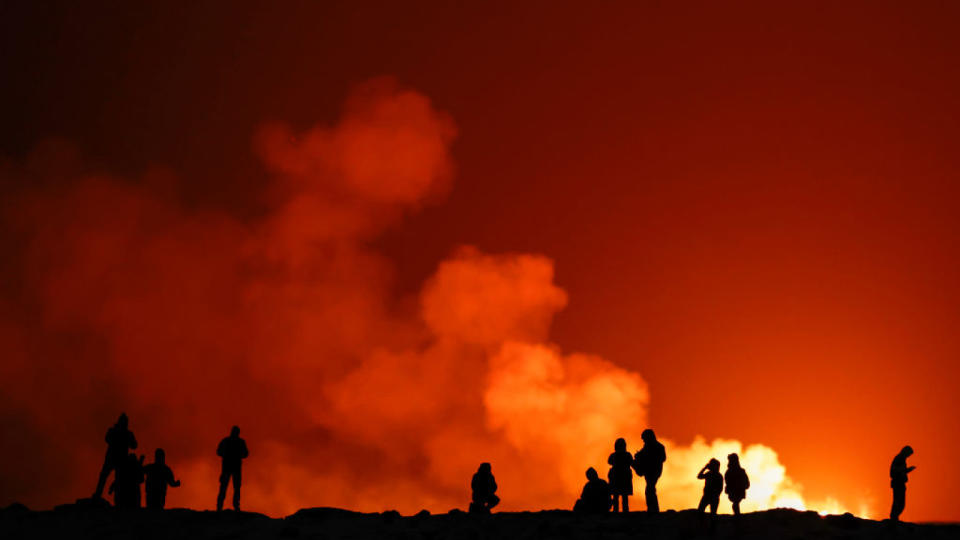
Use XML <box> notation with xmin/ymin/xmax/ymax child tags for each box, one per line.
<box><xmin>1</xmin><ymin>1</ymin><xmax>959</xmax><ymax>522</ymax></box>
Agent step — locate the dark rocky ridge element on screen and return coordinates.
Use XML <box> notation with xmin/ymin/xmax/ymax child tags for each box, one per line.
<box><xmin>2</xmin><ymin>502</ymin><xmax>957</xmax><ymax>540</ymax></box>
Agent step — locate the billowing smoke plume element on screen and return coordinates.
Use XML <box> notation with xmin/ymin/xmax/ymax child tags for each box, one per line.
<box><xmin>0</xmin><ymin>79</ymin><xmax>864</xmax><ymax>516</ymax></box>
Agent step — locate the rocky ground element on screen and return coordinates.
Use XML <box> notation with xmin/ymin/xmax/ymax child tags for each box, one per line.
<box><xmin>1</xmin><ymin>501</ymin><xmax>956</xmax><ymax>540</ymax></box>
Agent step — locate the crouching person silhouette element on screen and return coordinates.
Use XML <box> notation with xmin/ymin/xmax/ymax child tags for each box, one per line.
<box><xmin>724</xmin><ymin>453</ymin><xmax>750</xmax><ymax>515</ymax></box>
<box><xmin>144</xmin><ymin>449</ymin><xmax>181</xmax><ymax>510</ymax></box>
<box><xmin>94</xmin><ymin>413</ymin><xmax>138</xmax><ymax>499</ymax></box>
<box><xmin>216</xmin><ymin>426</ymin><xmax>249</xmax><ymax>511</ymax></box>
<box><xmin>697</xmin><ymin>459</ymin><xmax>723</xmax><ymax>514</ymax></box>
<box><xmin>469</xmin><ymin>463</ymin><xmax>500</xmax><ymax>514</ymax></box>
<box><xmin>574</xmin><ymin>467</ymin><xmax>611</xmax><ymax>514</ymax></box>
<box><xmin>889</xmin><ymin>445</ymin><xmax>915</xmax><ymax>522</ymax></box>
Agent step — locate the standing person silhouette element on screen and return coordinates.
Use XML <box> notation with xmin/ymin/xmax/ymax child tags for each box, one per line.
<box><xmin>93</xmin><ymin>413</ymin><xmax>138</xmax><ymax>500</ymax></box>
<box><xmin>724</xmin><ymin>453</ymin><xmax>750</xmax><ymax>515</ymax></box>
<box><xmin>697</xmin><ymin>458</ymin><xmax>723</xmax><ymax>515</ymax></box>
<box><xmin>607</xmin><ymin>438</ymin><xmax>634</xmax><ymax>512</ymax></box>
<box><xmin>469</xmin><ymin>462</ymin><xmax>500</xmax><ymax>514</ymax></box>
<box><xmin>216</xmin><ymin>426</ymin><xmax>249</xmax><ymax>511</ymax></box>
<box><xmin>889</xmin><ymin>445</ymin><xmax>915</xmax><ymax>522</ymax></box>
<box><xmin>144</xmin><ymin>448</ymin><xmax>181</xmax><ymax>510</ymax></box>
<box><xmin>632</xmin><ymin>429</ymin><xmax>667</xmax><ymax>513</ymax></box>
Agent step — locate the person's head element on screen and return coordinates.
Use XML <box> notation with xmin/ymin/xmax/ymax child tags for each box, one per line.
<box><xmin>478</xmin><ymin>462</ymin><xmax>491</xmax><ymax>474</ymax></box>
<box><xmin>727</xmin><ymin>453</ymin><xmax>741</xmax><ymax>467</ymax></box>
<box><xmin>586</xmin><ymin>467</ymin><xmax>599</xmax><ymax>481</ymax></box>
<box><xmin>614</xmin><ymin>437</ymin><xmax>626</xmax><ymax>452</ymax></box>
<box><xmin>118</xmin><ymin>413</ymin><xmax>128</xmax><ymax>429</ymax></box>
<box><xmin>641</xmin><ymin>429</ymin><xmax>656</xmax><ymax>444</ymax></box>
<box><xmin>707</xmin><ymin>458</ymin><xmax>720</xmax><ymax>471</ymax></box>
<box><xmin>155</xmin><ymin>448</ymin><xmax>166</xmax><ymax>464</ymax></box>
<box><xmin>901</xmin><ymin>445</ymin><xmax>914</xmax><ymax>457</ymax></box>
<box><xmin>230</xmin><ymin>425</ymin><xmax>240</xmax><ymax>438</ymax></box>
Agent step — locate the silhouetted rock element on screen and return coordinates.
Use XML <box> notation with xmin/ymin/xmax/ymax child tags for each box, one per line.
<box><xmin>1</xmin><ymin>506</ymin><xmax>953</xmax><ymax>540</ymax></box>
<box><xmin>2</xmin><ymin>503</ymin><xmax>29</xmax><ymax>514</ymax></box>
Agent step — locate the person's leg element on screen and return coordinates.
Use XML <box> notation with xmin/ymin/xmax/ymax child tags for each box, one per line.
<box><xmin>698</xmin><ymin>495</ymin><xmax>708</xmax><ymax>513</ymax></box>
<box><xmin>217</xmin><ymin>472</ymin><xmax>228</xmax><ymax>511</ymax></box>
<box><xmin>646</xmin><ymin>481</ymin><xmax>659</xmax><ymax>514</ymax></box>
<box><xmin>890</xmin><ymin>486</ymin><xmax>905</xmax><ymax>521</ymax></box>
<box><xmin>622</xmin><ymin>494</ymin><xmax>629</xmax><ymax>513</ymax></box>
<box><xmin>732</xmin><ymin>501</ymin><xmax>741</xmax><ymax>516</ymax></box>
<box><xmin>232</xmin><ymin>469</ymin><xmax>242</xmax><ymax>511</ymax></box>
<box><xmin>612</xmin><ymin>494</ymin><xmax>620</xmax><ymax>512</ymax></box>
<box><xmin>94</xmin><ymin>455</ymin><xmax>114</xmax><ymax>498</ymax></box>
<box><xmin>710</xmin><ymin>497</ymin><xmax>718</xmax><ymax>515</ymax></box>
<box><xmin>488</xmin><ymin>494</ymin><xmax>500</xmax><ymax>510</ymax></box>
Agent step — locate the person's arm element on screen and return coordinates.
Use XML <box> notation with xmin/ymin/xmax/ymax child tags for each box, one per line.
<box><xmin>241</xmin><ymin>441</ymin><xmax>249</xmax><ymax>459</ymax></box>
<box><xmin>217</xmin><ymin>440</ymin><xmax>225</xmax><ymax>457</ymax></box>
<box><xmin>130</xmin><ymin>433</ymin><xmax>138</xmax><ymax>450</ymax></box>
<box><xmin>697</xmin><ymin>465</ymin><xmax>707</xmax><ymax>479</ymax></box>
<box><xmin>907</xmin><ymin>466</ymin><xmax>916</xmax><ymax>473</ymax></box>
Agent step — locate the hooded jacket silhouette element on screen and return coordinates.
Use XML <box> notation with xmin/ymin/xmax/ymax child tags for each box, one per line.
<box><xmin>470</xmin><ymin>463</ymin><xmax>500</xmax><ymax>514</ymax></box>
<box><xmin>574</xmin><ymin>467</ymin><xmax>611</xmax><ymax>514</ymax></box>
<box><xmin>632</xmin><ymin>429</ymin><xmax>666</xmax><ymax>513</ymax></box>
<box><xmin>724</xmin><ymin>453</ymin><xmax>750</xmax><ymax>515</ymax></box>
<box><xmin>889</xmin><ymin>445</ymin><xmax>915</xmax><ymax>522</ymax></box>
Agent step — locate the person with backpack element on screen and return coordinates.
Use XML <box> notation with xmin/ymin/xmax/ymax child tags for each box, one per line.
<box><xmin>724</xmin><ymin>453</ymin><xmax>750</xmax><ymax>515</ymax></box>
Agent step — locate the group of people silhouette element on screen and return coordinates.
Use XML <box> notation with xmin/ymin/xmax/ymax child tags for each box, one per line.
<box><xmin>92</xmin><ymin>413</ymin><xmax>248</xmax><ymax>511</ymax></box>
<box><xmin>570</xmin><ymin>430</ymin><xmax>747</xmax><ymax>517</ymax></box>
<box><xmin>91</xmin><ymin>414</ymin><xmax>917</xmax><ymax>522</ymax></box>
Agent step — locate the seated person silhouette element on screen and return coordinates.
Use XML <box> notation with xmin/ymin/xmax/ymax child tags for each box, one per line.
<box><xmin>607</xmin><ymin>438</ymin><xmax>634</xmax><ymax>512</ymax></box>
<box><xmin>94</xmin><ymin>413</ymin><xmax>137</xmax><ymax>500</ymax></box>
<box><xmin>109</xmin><ymin>452</ymin><xmax>145</xmax><ymax>509</ymax></box>
<box><xmin>632</xmin><ymin>429</ymin><xmax>666</xmax><ymax>514</ymax></box>
<box><xmin>574</xmin><ymin>467</ymin><xmax>611</xmax><ymax>514</ymax></box>
<box><xmin>724</xmin><ymin>453</ymin><xmax>750</xmax><ymax>515</ymax></box>
<box><xmin>216</xmin><ymin>426</ymin><xmax>249</xmax><ymax>511</ymax></box>
<box><xmin>144</xmin><ymin>448</ymin><xmax>181</xmax><ymax>510</ymax></box>
<box><xmin>469</xmin><ymin>463</ymin><xmax>500</xmax><ymax>514</ymax></box>
<box><xmin>696</xmin><ymin>458</ymin><xmax>723</xmax><ymax>514</ymax></box>
<box><xmin>889</xmin><ymin>445</ymin><xmax>915</xmax><ymax>522</ymax></box>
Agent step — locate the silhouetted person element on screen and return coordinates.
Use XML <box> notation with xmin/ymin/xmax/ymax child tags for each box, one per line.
<box><xmin>632</xmin><ymin>429</ymin><xmax>666</xmax><ymax>513</ymax></box>
<box><xmin>697</xmin><ymin>458</ymin><xmax>723</xmax><ymax>514</ymax></box>
<box><xmin>109</xmin><ymin>452</ymin><xmax>145</xmax><ymax>509</ymax></box>
<box><xmin>469</xmin><ymin>462</ymin><xmax>500</xmax><ymax>514</ymax></box>
<box><xmin>94</xmin><ymin>413</ymin><xmax>138</xmax><ymax>499</ymax></box>
<box><xmin>574</xmin><ymin>467</ymin><xmax>611</xmax><ymax>514</ymax></box>
<box><xmin>607</xmin><ymin>438</ymin><xmax>633</xmax><ymax>512</ymax></box>
<box><xmin>144</xmin><ymin>448</ymin><xmax>181</xmax><ymax>510</ymax></box>
<box><xmin>889</xmin><ymin>445</ymin><xmax>915</xmax><ymax>522</ymax></box>
<box><xmin>724</xmin><ymin>453</ymin><xmax>750</xmax><ymax>515</ymax></box>
<box><xmin>216</xmin><ymin>426</ymin><xmax>249</xmax><ymax>511</ymax></box>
